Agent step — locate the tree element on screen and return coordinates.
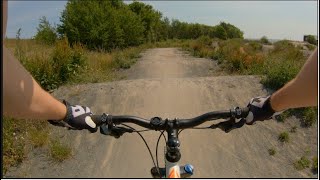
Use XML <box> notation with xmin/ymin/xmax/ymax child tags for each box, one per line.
<box><xmin>305</xmin><ymin>35</ymin><xmax>317</xmax><ymax>45</ymax></box>
<box><xmin>56</xmin><ymin>0</ymin><xmax>246</xmax><ymax>49</ymax></box>
<box><xmin>214</xmin><ymin>25</ymin><xmax>227</xmax><ymax>40</ymax></box>
<box><xmin>189</xmin><ymin>23</ymin><xmax>202</xmax><ymax>39</ymax></box>
<box><xmin>58</xmin><ymin>0</ymin><xmax>144</xmax><ymax>51</ymax></box>
<box><xmin>115</xmin><ymin>6</ymin><xmax>145</xmax><ymax>47</ymax></box>
<box><xmin>158</xmin><ymin>17</ymin><xmax>171</xmax><ymax>40</ymax></box>
<box><xmin>260</xmin><ymin>36</ymin><xmax>270</xmax><ymax>44</ymax></box>
<box><xmin>34</xmin><ymin>16</ymin><xmax>57</xmax><ymax>45</ymax></box>
<box><xmin>129</xmin><ymin>1</ymin><xmax>163</xmax><ymax>42</ymax></box>
<box><xmin>219</xmin><ymin>22</ymin><xmax>244</xmax><ymax>39</ymax></box>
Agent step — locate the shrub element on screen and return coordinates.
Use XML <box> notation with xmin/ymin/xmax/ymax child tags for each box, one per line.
<box><xmin>273</xmin><ymin>40</ymin><xmax>295</xmax><ymax>52</ymax></box>
<box><xmin>58</xmin><ymin>1</ymin><xmax>145</xmax><ymax>51</ymax></box>
<box><xmin>22</xmin><ymin>37</ymin><xmax>86</xmax><ymax>91</ymax></box>
<box><xmin>306</xmin><ymin>44</ymin><xmax>316</xmax><ymax>51</ymax></box>
<box><xmin>51</xmin><ymin>37</ymin><xmax>86</xmax><ymax>84</ymax></box>
<box><xmin>191</xmin><ymin>41</ymin><xmax>204</xmax><ymax>52</ymax></box>
<box><xmin>261</xmin><ymin>44</ymin><xmax>304</xmax><ymax>90</ymax></box>
<box><xmin>260</xmin><ymin>36</ymin><xmax>270</xmax><ymax>44</ymax></box>
<box><xmin>248</xmin><ymin>41</ymin><xmax>263</xmax><ymax>52</ymax></box>
<box><xmin>262</xmin><ymin>60</ymin><xmax>301</xmax><ymax>90</ymax></box>
<box><xmin>112</xmin><ymin>46</ymin><xmax>144</xmax><ymax>69</ymax></box>
<box><xmin>24</xmin><ymin>54</ymin><xmax>60</xmax><ymax>91</ymax></box>
<box><xmin>214</xmin><ymin>25</ymin><xmax>228</xmax><ymax>40</ymax></box>
<box><xmin>268</xmin><ymin>148</ymin><xmax>276</xmax><ymax>156</ymax></box>
<box><xmin>297</xmin><ymin>45</ymin><xmax>304</xmax><ymax>50</ymax></box>
<box><xmin>113</xmin><ymin>52</ymin><xmax>132</xmax><ymax>69</ymax></box>
<box><xmin>275</xmin><ymin>111</ymin><xmax>290</xmax><ymax>123</ymax></box>
<box><xmin>197</xmin><ymin>35</ymin><xmax>212</xmax><ymax>46</ymax></box>
<box><xmin>198</xmin><ymin>47</ymin><xmax>211</xmax><ymax>58</ymax></box>
<box><xmin>52</xmin><ymin>37</ymin><xmax>74</xmax><ymax>82</ymax></box>
<box><xmin>218</xmin><ymin>22</ymin><xmax>244</xmax><ymax>39</ymax></box>
<box><xmin>301</xmin><ymin>107</ymin><xmax>317</xmax><ymax>127</ymax></box>
<box><xmin>278</xmin><ymin>132</ymin><xmax>289</xmax><ymax>143</ymax></box>
<box><xmin>217</xmin><ymin>39</ymin><xmax>246</xmax><ymax>72</ymax></box>
<box><xmin>209</xmin><ymin>51</ymin><xmax>223</xmax><ymax>61</ymax></box>
<box><xmin>294</xmin><ymin>156</ymin><xmax>311</xmax><ymax>170</ymax></box>
<box><xmin>290</xmin><ymin>126</ymin><xmax>297</xmax><ymax>133</ymax></box>
<box><xmin>304</xmin><ymin>35</ymin><xmax>317</xmax><ymax>45</ymax></box>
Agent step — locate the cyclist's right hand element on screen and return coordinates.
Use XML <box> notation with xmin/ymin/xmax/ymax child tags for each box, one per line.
<box><xmin>245</xmin><ymin>95</ymin><xmax>276</xmax><ymax>125</ymax></box>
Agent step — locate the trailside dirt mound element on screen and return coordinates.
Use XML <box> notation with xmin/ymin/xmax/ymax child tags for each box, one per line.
<box><xmin>5</xmin><ymin>48</ymin><xmax>317</xmax><ymax>178</ymax></box>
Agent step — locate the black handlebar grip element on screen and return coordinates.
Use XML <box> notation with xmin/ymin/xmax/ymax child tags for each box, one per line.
<box><xmin>91</xmin><ymin>115</ymin><xmax>105</xmax><ymax>126</ymax></box>
<box><xmin>241</xmin><ymin>107</ymin><xmax>249</xmax><ymax>118</ymax></box>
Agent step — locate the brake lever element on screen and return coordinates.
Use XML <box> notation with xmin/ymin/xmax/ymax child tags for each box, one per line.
<box><xmin>48</xmin><ymin>120</ymin><xmax>77</xmax><ymax>130</ymax></box>
<box><xmin>100</xmin><ymin>124</ymin><xmax>133</xmax><ymax>138</ymax></box>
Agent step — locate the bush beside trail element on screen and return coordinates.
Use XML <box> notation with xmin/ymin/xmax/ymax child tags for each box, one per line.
<box><xmin>182</xmin><ymin>37</ymin><xmax>314</xmax><ymax>92</ymax></box>
<box><xmin>181</xmin><ymin>37</ymin><xmax>317</xmax><ymax>130</ymax></box>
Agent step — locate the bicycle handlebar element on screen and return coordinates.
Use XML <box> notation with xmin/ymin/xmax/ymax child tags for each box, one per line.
<box><xmin>92</xmin><ymin>107</ymin><xmax>249</xmax><ymax>131</ymax></box>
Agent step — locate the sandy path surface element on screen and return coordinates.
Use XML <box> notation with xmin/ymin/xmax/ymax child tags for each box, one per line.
<box><xmin>5</xmin><ymin>48</ymin><xmax>318</xmax><ymax>178</ymax></box>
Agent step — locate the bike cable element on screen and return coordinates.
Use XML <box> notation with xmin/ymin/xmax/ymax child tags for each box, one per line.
<box><xmin>155</xmin><ymin>130</ymin><xmax>166</xmax><ymax>177</ymax></box>
<box><xmin>119</xmin><ymin>123</ymin><xmax>152</xmax><ymax>133</ymax></box>
<box><xmin>178</xmin><ymin>126</ymin><xmax>215</xmax><ymax>136</ymax></box>
<box><xmin>120</xmin><ymin>123</ymin><xmax>160</xmax><ymax>177</ymax></box>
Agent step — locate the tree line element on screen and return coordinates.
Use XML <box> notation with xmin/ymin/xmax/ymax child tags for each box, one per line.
<box><xmin>36</xmin><ymin>0</ymin><xmax>244</xmax><ymax>51</ymax></box>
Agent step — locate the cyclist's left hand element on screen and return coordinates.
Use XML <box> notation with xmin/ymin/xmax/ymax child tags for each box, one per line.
<box><xmin>48</xmin><ymin>100</ymin><xmax>97</xmax><ymax>133</ymax></box>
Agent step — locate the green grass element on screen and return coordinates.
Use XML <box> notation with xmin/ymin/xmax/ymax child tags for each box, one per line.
<box><xmin>3</xmin><ymin>115</ymin><xmax>71</xmax><ymax>173</ymax></box>
<box><xmin>306</xmin><ymin>44</ymin><xmax>316</xmax><ymax>51</ymax></box>
<box><xmin>3</xmin><ymin>117</ymin><xmax>27</xmax><ymax>174</ymax></box>
<box><xmin>268</xmin><ymin>148</ymin><xmax>276</xmax><ymax>156</ymax></box>
<box><xmin>278</xmin><ymin>131</ymin><xmax>290</xmax><ymax>143</ymax></box>
<box><xmin>28</xmin><ymin>127</ymin><xmax>49</xmax><ymax>148</ymax></box>
<box><xmin>3</xmin><ymin>117</ymin><xmax>49</xmax><ymax>173</ymax></box>
<box><xmin>49</xmin><ymin>140</ymin><xmax>72</xmax><ymax>162</ymax></box>
<box><xmin>294</xmin><ymin>156</ymin><xmax>311</xmax><ymax>170</ymax></box>
<box><xmin>275</xmin><ymin>111</ymin><xmax>290</xmax><ymax>123</ymax></box>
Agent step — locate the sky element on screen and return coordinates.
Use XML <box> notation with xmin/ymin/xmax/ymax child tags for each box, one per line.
<box><xmin>5</xmin><ymin>1</ymin><xmax>318</xmax><ymax>41</ymax></box>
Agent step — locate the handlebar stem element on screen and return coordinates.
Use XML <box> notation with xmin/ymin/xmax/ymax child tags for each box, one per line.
<box><xmin>166</xmin><ymin>128</ymin><xmax>181</xmax><ymax>163</ymax></box>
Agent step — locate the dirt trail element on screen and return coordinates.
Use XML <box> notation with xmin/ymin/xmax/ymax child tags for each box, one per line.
<box><xmin>5</xmin><ymin>48</ymin><xmax>317</xmax><ymax>178</ymax></box>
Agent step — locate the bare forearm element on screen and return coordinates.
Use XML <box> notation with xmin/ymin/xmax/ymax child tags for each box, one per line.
<box><xmin>3</xmin><ymin>47</ymin><xmax>67</xmax><ymax>120</ymax></box>
<box><xmin>270</xmin><ymin>48</ymin><xmax>318</xmax><ymax>111</ymax></box>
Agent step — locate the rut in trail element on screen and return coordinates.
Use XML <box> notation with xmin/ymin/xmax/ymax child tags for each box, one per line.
<box><xmin>5</xmin><ymin>48</ymin><xmax>318</xmax><ymax>178</ymax></box>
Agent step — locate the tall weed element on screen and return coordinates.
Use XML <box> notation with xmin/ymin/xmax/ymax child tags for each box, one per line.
<box><xmin>261</xmin><ymin>42</ymin><xmax>304</xmax><ymax>90</ymax></box>
<box><xmin>21</xmin><ymin>37</ymin><xmax>87</xmax><ymax>91</ymax></box>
